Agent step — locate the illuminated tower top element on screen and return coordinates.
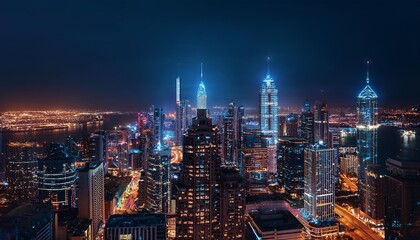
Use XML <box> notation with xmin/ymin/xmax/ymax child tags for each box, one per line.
<box><xmin>358</xmin><ymin>60</ymin><xmax>378</xmax><ymax>99</ymax></box>
<box><xmin>197</xmin><ymin>63</ymin><xmax>207</xmax><ymax>110</ymax></box>
<box><xmin>176</xmin><ymin>77</ymin><xmax>180</xmax><ymax>104</ymax></box>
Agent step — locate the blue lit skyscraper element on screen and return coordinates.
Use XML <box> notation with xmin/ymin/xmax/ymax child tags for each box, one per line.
<box><xmin>259</xmin><ymin>58</ymin><xmax>278</xmax><ymax>145</ymax></box>
<box><xmin>356</xmin><ymin>61</ymin><xmax>379</xmax><ymax>214</ymax></box>
<box><xmin>197</xmin><ymin>63</ymin><xmax>207</xmax><ymax>110</ymax></box>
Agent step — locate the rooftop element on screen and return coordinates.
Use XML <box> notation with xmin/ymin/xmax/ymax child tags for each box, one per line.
<box><xmin>105</xmin><ymin>213</ymin><xmax>166</xmax><ymax>228</ymax></box>
<box><xmin>248</xmin><ymin>207</ymin><xmax>302</xmax><ymax>233</ymax></box>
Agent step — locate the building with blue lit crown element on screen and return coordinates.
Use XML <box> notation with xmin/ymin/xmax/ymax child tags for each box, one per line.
<box><xmin>356</xmin><ymin>61</ymin><xmax>379</xmax><ymax>215</ymax></box>
<box><xmin>197</xmin><ymin>63</ymin><xmax>207</xmax><ymax>110</ymax></box>
<box><xmin>259</xmin><ymin>58</ymin><xmax>278</xmax><ymax>145</ymax></box>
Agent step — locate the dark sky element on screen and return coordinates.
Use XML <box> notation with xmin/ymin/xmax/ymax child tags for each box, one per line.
<box><xmin>1</xmin><ymin>0</ymin><xmax>419</xmax><ymax>112</ymax></box>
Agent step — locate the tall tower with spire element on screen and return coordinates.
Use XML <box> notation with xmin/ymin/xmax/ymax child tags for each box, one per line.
<box><xmin>259</xmin><ymin>57</ymin><xmax>278</xmax><ymax>145</ymax></box>
<box><xmin>356</xmin><ymin>60</ymin><xmax>379</xmax><ymax>215</ymax></box>
<box><xmin>197</xmin><ymin>63</ymin><xmax>207</xmax><ymax>110</ymax></box>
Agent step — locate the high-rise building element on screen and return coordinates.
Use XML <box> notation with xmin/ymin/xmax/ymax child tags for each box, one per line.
<box><xmin>303</xmin><ymin>142</ymin><xmax>336</xmax><ymax>222</ymax></box>
<box><xmin>176</xmin><ymin>109</ymin><xmax>221</xmax><ymax>239</ymax></box>
<box><xmin>105</xmin><ymin>213</ymin><xmax>167</xmax><ymax>240</ymax></box>
<box><xmin>0</xmin><ymin>203</ymin><xmax>53</xmax><ymax>240</ymax></box>
<box><xmin>146</xmin><ymin>147</ymin><xmax>171</xmax><ymax>214</ymax></box>
<box><xmin>385</xmin><ymin>158</ymin><xmax>420</xmax><ymax>239</ymax></box>
<box><xmin>259</xmin><ymin>58</ymin><xmax>278</xmax><ymax>145</ymax></box>
<box><xmin>277</xmin><ymin>138</ymin><xmax>308</xmax><ymax>204</ymax></box>
<box><xmin>223</xmin><ymin>101</ymin><xmax>242</xmax><ymax>166</ymax></box>
<box><xmin>197</xmin><ymin>63</ymin><xmax>207</xmax><ymax>110</ymax></box>
<box><xmin>78</xmin><ymin>161</ymin><xmax>105</xmax><ymax>239</ymax></box>
<box><xmin>314</xmin><ymin>99</ymin><xmax>329</xmax><ymax>144</ymax></box>
<box><xmin>175</xmin><ymin>77</ymin><xmax>193</xmax><ymax>146</ymax></box>
<box><xmin>242</xmin><ymin>129</ymin><xmax>269</xmax><ymax>194</ymax></box>
<box><xmin>87</xmin><ymin>131</ymin><xmax>108</xmax><ymax>172</ymax></box>
<box><xmin>364</xmin><ymin>164</ymin><xmax>385</xmax><ymax>222</ymax></box>
<box><xmin>301</xmin><ymin>142</ymin><xmax>338</xmax><ymax>239</ymax></box>
<box><xmin>153</xmin><ymin>107</ymin><xmax>165</xmax><ymax>146</ymax></box>
<box><xmin>219</xmin><ymin>167</ymin><xmax>246</xmax><ymax>240</ymax></box>
<box><xmin>38</xmin><ymin>143</ymin><xmax>77</xmax><ymax>211</ymax></box>
<box><xmin>356</xmin><ymin>61</ymin><xmax>379</xmax><ymax>214</ymax></box>
<box><xmin>285</xmin><ymin>113</ymin><xmax>299</xmax><ymax>137</ymax></box>
<box><xmin>175</xmin><ymin>77</ymin><xmax>183</xmax><ymax>146</ymax></box>
<box><xmin>299</xmin><ymin>100</ymin><xmax>314</xmax><ymax>144</ymax></box>
<box><xmin>5</xmin><ymin>141</ymin><xmax>42</xmax><ymax>201</ymax></box>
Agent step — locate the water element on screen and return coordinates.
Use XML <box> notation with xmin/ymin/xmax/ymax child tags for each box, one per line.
<box><xmin>1</xmin><ymin>113</ymin><xmax>137</xmax><ymax>144</ymax></box>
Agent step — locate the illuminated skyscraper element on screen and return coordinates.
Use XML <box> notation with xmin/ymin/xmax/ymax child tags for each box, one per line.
<box><xmin>303</xmin><ymin>142</ymin><xmax>336</xmax><ymax>222</ymax></box>
<box><xmin>175</xmin><ymin>77</ymin><xmax>183</xmax><ymax>145</ymax></box>
<box><xmin>259</xmin><ymin>58</ymin><xmax>278</xmax><ymax>145</ymax></box>
<box><xmin>197</xmin><ymin>63</ymin><xmax>207</xmax><ymax>110</ymax></box>
<box><xmin>176</xmin><ymin>109</ymin><xmax>221</xmax><ymax>239</ymax></box>
<box><xmin>356</xmin><ymin>61</ymin><xmax>379</xmax><ymax>214</ymax></box>
<box><xmin>175</xmin><ymin>76</ymin><xmax>192</xmax><ymax>146</ymax></box>
<box><xmin>314</xmin><ymin>98</ymin><xmax>329</xmax><ymax>144</ymax></box>
<box><xmin>301</xmin><ymin>142</ymin><xmax>339</xmax><ymax>239</ymax></box>
<box><xmin>299</xmin><ymin>100</ymin><xmax>314</xmax><ymax>144</ymax></box>
<box><xmin>78</xmin><ymin>161</ymin><xmax>105</xmax><ymax>239</ymax></box>
<box><xmin>146</xmin><ymin>147</ymin><xmax>171</xmax><ymax>214</ymax></box>
<box><xmin>38</xmin><ymin>143</ymin><xmax>77</xmax><ymax>211</ymax></box>
<box><xmin>5</xmin><ymin>141</ymin><xmax>42</xmax><ymax>201</ymax></box>
<box><xmin>222</xmin><ymin>101</ymin><xmax>244</xmax><ymax>167</ymax></box>
<box><xmin>153</xmin><ymin>107</ymin><xmax>165</xmax><ymax>146</ymax></box>
<box><xmin>259</xmin><ymin>58</ymin><xmax>278</xmax><ymax>144</ymax></box>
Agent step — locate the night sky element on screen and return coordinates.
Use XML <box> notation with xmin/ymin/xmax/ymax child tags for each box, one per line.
<box><xmin>1</xmin><ymin>1</ymin><xmax>419</xmax><ymax>111</ymax></box>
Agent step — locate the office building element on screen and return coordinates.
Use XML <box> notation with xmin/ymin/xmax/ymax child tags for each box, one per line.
<box><xmin>176</xmin><ymin>108</ymin><xmax>221</xmax><ymax>239</ymax></box>
<box><xmin>246</xmin><ymin>207</ymin><xmax>303</xmax><ymax>240</ymax></box>
<box><xmin>153</xmin><ymin>107</ymin><xmax>165</xmax><ymax>146</ymax></box>
<box><xmin>299</xmin><ymin>100</ymin><xmax>314</xmax><ymax>144</ymax></box>
<box><xmin>38</xmin><ymin>143</ymin><xmax>77</xmax><ymax>210</ymax></box>
<box><xmin>87</xmin><ymin>131</ymin><xmax>108</xmax><ymax>172</ymax></box>
<box><xmin>285</xmin><ymin>113</ymin><xmax>299</xmax><ymax>137</ymax></box>
<box><xmin>222</xmin><ymin>101</ymin><xmax>244</xmax><ymax>167</ymax></box>
<box><xmin>314</xmin><ymin>99</ymin><xmax>329</xmax><ymax>144</ymax></box>
<box><xmin>364</xmin><ymin>164</ymin><xmax>385</xmax><ymax>222</ymax></box>
<box><xmin>242</xmin><ymin>129</ymin><xmax>269</xmax><ymax>194</ymax></box>
<box><xmin>301</xmin><ymin>142</ymin><xmax>338</xmax><ymax>239</ymax></box>
<box><xmin>385</xmin><ymin>158</ymin><xmax>420</xmax><ymax>239</ymax></box>
<box><xmin>146</xmin><ymin>147</ymin><xmax>171</xmax><ymax>214</ymax></box>
<box><xmin>0</xmin><ymin>202</ymin><xmax>53</xmax><ymax>240</ymax></box>
<box><xmin>105</xmin><ymin>213</ymin><xmax>167</xmax><ymax>240</ymax></box>
<box><xmin>259</xmin><ymin>58</ymin><xmax>278</xmax><ymax>145</ymax></box>
<box><xmin>357</xmin><ymin>61</ymin><xmax>379</xmax><ymax>214</ymax></box>
<box><xmin>4</xmin><ymin>141</ymin><xmax>42</xmax><ymax>201</ymax></box>
<box><xmin>78</xmin><ymin>161</ymin><xmax>105</xmax><ymax>239</ymax></box>
<box><xmin>277</xmin><ymin>138</ymin><xmax>308</xmax><ymax>204</ymax></box>
<box><xmin>219</xmin><ymin>167</ymin><xmax>246</xmax><ymax>240</ymax></box>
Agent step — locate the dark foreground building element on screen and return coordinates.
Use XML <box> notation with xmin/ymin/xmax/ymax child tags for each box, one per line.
<box><xmin>385</xmin><ymin>158</ymin><xmax>420</xmax><ymax>239</ymax></box>
<box><xmin>0</xmin><ymin>202</ymin><xmax>53</xmax><ymax>240</ymax></box>
<box><xmin>105</xmin><ymin>213</ymin><xmax>167</xmax><ymax>240</ymax></box>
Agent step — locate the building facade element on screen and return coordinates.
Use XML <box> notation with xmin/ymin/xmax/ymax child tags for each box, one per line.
<box><xmin>176</xmin><ymin>108</ymin><xmax>221</xmax><ymax>239</ymax></box>
<box><xmin>357</xmin><ymin>62</ymin><xmax>379</xmax><ymax>214</ymax></box>
<box><xmin>259</xmin><ymin>59</ymin><xmax>278</xmax><ymax>145</ymax></box>
<box><xmin>78</xmin><ymin>161</ymin><xmax>105</xmax><ymax>239</ymax></box>
<box><xmin>303</xmin><ymin>142</ymin><xmax>336</xmax><ymax>222</ymax></box>
<box><xmin>5</xmin><ymin>141</ymin><xmax>42</xmax><ymax>201</ymax></box>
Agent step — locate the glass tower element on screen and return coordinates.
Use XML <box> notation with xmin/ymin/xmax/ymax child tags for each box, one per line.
<box><xmin>259</xmin><ymin>58</ymin><xmax>278</xmax><ymax>145</ymax></box>
<box><xmin>356</xmin><ymin>61</ymin><xmax>379</xmax><ymax>213</ymax></box>
<box><xmin>197</xmin><ymin>63</ymin><xmax>207</xmax><ymax>110</ymax></box>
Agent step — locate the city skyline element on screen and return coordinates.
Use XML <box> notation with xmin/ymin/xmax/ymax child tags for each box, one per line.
<box><xmin>1</xmin><ymin>1</ymin><xmax>420</xmax><ymax>111</ymax></box>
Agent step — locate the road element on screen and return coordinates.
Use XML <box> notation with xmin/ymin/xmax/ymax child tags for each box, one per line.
<box><xmin>116</xmin><ymin>171</ymin><xmax>140</xmax><ymax>213</ymax></box>
<box><xmin>341</xmin><ymin>174</ymin><xmax>358</xmax><ymax>192</ymax></box>
<box><xmin>335</xmin><ymin>205</ymin><xmax>383</xmax><ymax>240</ymax></box>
